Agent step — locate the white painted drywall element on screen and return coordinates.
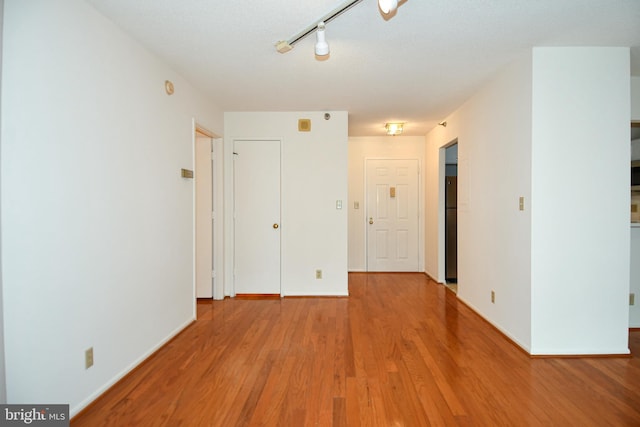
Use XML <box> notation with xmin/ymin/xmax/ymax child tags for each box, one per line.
<box><xmin>425</xmin><ymin>54</ymin><xmax>533</xmax><ymax>350</ymax></box>
<box><xmin>530</xmin><ymin>47</ymin><xmax>630</xmax><ymax>354</ymax></box>
<box><xmin>1</xmin><ymin>0</ymin><xmax>222</xmax><ymax>415</ymax></box>
<box><xmin>425</xmin><ymin>47</ymin><xmax>631</xmax><ymax>355</ymax></box>
<box><xmin>224</xmin><ymin>112</ymin><xmax>348</xmax><ymax>296</ymax></box>
<box><xmin>348</xmin><ymin>136</ymin><xmax>425</xmax><ymax>272</ymax></box>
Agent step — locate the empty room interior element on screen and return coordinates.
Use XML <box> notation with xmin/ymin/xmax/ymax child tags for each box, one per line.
<box><xmin>2</xmin><ymin>0</ymin><xmax>640</xmax><ymax>425</ymax></box>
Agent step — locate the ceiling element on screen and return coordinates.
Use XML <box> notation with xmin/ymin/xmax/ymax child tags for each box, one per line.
<box><xmin>86</xmin><ymin>0</ymin><xmax>640</xmax><ymax>136</ymax></box>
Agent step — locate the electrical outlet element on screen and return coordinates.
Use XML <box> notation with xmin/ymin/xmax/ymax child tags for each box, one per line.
<box><xmin>315</xmin><ymin>269</ymin><xmax>322</xmax><ymax>279</ymax></box>
<box><xmin>631</xmin><ymin>293</ymin><xmax>636</xmax><ymax>306</ymax></box>
<box><xmin>519</xmin><ymin>197</ymin><xmax>525</xmax><ymax>211</ymax></box>
<box><xmin>491</xmin><ymin>291</ymin><xmax>495</xmax><ymax>304</ymax></box>
<box><xmin>85</xmin><ymin>347</ymin><xmax>94</xmax><ymax>369</ymax></box>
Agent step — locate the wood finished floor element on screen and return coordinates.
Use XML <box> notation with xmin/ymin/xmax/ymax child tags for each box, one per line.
<box><xmin>72</xmin><ymin>273</ymin><xmax>640</xmax><ymax>426</ymax></box>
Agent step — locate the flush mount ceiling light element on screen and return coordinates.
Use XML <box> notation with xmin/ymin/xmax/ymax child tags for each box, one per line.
<box><xmin>385</xmin><ymin>122</ymin><xmax>404</xmax><ymax>136</ymax></box>
<box><xmin>275</xmin><ymin>0</ymin><xmax>363</xmax><ymax>56</ymax></box>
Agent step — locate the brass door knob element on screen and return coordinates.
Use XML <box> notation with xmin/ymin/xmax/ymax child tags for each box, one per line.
<box><xmin>273</xmin><ymin>223</ymin><xmax>279</xmax><ymax>229</ymax></box>
<box><xmin>369</xmin><ymin>217</ymin><xmax>374</xmax><ymax>225</ymax></box>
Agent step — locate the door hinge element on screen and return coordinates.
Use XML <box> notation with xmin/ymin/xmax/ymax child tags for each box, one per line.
<box><xmin>212</xmin><ymin>270</ymin><xmax>216</xmax><ymax>278</ymax></box>
<box><xmin>212</xmin><ymin>211</ymin><xmax>216</xmax><ymax>220</ymax></box>
<box><xmin>211</xmin><ymin>152</ymin><xmax>215</xmax><ymax>161</ymax></box>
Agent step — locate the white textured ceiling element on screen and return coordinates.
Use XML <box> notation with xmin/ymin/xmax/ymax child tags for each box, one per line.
<box><xmin>86</xmin><ymin>0</ymin><xmax>640</xmax><ymax>136</ymax></box>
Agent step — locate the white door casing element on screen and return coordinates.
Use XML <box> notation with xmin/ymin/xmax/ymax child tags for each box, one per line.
<box><xmin>233</xmin><ymin>140</ymin><xmax>281</xmax><ymax>294</ymax></box>
<box><xmin>366</xmin><ymin>159</ymin><xmax>419</xmax><ymax>271</ymax></box>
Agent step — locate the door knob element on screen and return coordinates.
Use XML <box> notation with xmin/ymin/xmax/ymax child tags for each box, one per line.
<box><xmin>273</xmin><ymin>223</ymin><xmax>279</xmax><ymax>229</ymax></box>
<box><xmin>369</xmin><ymin>217</ymin><xmax>374</xmax><ymax>225</ymax></box>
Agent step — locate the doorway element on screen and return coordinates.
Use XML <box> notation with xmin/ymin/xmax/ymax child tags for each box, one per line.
<box><xmin>443</xmin><ymin>143</ymin><xmax>458</xmax><ymax>292</ymax></box>
<box><xmin>195</xmin><ymin>129</ymin><xmax>214</xmax><ymax>298</ymax></box>
<box><xmin>365</xmin><ymin>158</ymin><xmax>419</xmax><ymax>271</ymax></box>
<box><xmin>233</xmin><ymin>140</ymin><xmax>281</xmax><ymax>295</ymax></box>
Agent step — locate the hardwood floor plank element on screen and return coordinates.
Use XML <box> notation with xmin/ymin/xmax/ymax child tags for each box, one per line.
<box><xmin>72</xmin><ymin>273</ymin><xmax>640</xmax><ymax>426</ymax></box>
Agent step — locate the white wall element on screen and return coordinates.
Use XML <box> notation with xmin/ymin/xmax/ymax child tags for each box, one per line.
<box><xmin>530</xmin><ymin>47</ymin><xmax>630</xmax><ymax>354</ymax></box>
<box><xmin>425</xmin><ymin>54</ymin><xmax>533</xmax><ymax>350</ymax></box>
<box><xmin>1</xmin><ymin>0</ymin><xmax>222</xmax><ymax>415</ymax></box>
<box><xmin>425</xmin><ymin>47</ymin><xmax>631</xmax><ymax>355</ymax></box>
<box><xmin>348</xmin><ymin>136</ymin><xmax>425</xmax><ymax>271</ymax></box>
<box><xmin>224</xmin><ymin>112</ymin><xmax>348</xmax><ymax>296</ymax></box>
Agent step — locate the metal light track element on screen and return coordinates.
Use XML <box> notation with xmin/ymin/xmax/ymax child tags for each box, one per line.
<box><xmin>275</xmin><ymin>0</ymin><xmax>363</xmax><ymax>53</ymax></box>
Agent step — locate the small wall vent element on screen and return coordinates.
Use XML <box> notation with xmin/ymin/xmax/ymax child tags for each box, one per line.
<box><xmin>298</xmin><ymin>119</ymin><xmax>311</xmax><ymax>132</ymax></box>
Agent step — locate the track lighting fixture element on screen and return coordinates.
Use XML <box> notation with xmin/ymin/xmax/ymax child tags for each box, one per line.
<box><xmin>275</xmin><ymin>0</ymin><xmax>363</xmax><ymax>56</ymax></box>
<box><xmin>275</xmin><ymin>0</ymin><xmax>401</xmax><ymax>57</ymax></box>
<box><xmin>315</xmin><ymin>22</ymin><xmax>329</xmax><ymax>56</ymax></box>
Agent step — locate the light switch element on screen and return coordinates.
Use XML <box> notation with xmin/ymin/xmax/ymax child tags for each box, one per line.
<box><xmin>519</xmin><ymin>196</ymin><xmax>524</xmax><ymax>211</ymax></box>
<box><xmin>336</xmin><ymin>200</ymin><xmax>342</xmax><ymax>210</ymax></box>
<box><xmin>354</xmin><ymin>201</ymin><xmax>359</xmax><ymax>209</ymax></box>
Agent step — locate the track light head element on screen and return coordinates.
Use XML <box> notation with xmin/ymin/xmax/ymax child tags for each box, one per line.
<box><xmin>379</xmin><ymin>0</ymin><xmax>398</xmax><ymax>14</ymax></box>
<box><xmin>315</xmin><ymin>22</ymin><xmax>329</xmax><ymax>56</ymax></box>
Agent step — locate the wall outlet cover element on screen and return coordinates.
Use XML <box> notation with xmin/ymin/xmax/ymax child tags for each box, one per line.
<box><xmin>85</xmin><ymin>347</ymin><xmax>94</xmax><ymax>369</ymax></box>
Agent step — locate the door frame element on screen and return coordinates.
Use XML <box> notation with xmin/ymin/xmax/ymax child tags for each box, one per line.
<box><xmin>195</xmin><ymin>128</ymin><xmax>213</xmax><ymax>299</ymax></box>
<box><xmin>192</xmin><ymin>121</ymin><xmax>224</xmax><ymax>307</ymax></box>
<box><xmin>364</xmin><ymin>157</ymin><xmax>424</xmax><ymax>272</ymax></box>
<box><xmin>438</xmin><ymin>139</ymin><xmax>459</xmax><ymax>284</ymax></box>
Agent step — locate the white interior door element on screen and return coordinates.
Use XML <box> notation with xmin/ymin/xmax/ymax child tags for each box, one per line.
<box><xmin>195</xmin><ymin>133</ymin><xmax>213</xmax><ymax>298</ymax></box>
<box><xmin>366</xmin><ymin>159</ymin><xmax>419</xmax><ymax>271</ymax></box>
<box><xmin>234</xmin><ymin>140</ymin><xmax>281</xmax><ymax>294</ymax></box>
